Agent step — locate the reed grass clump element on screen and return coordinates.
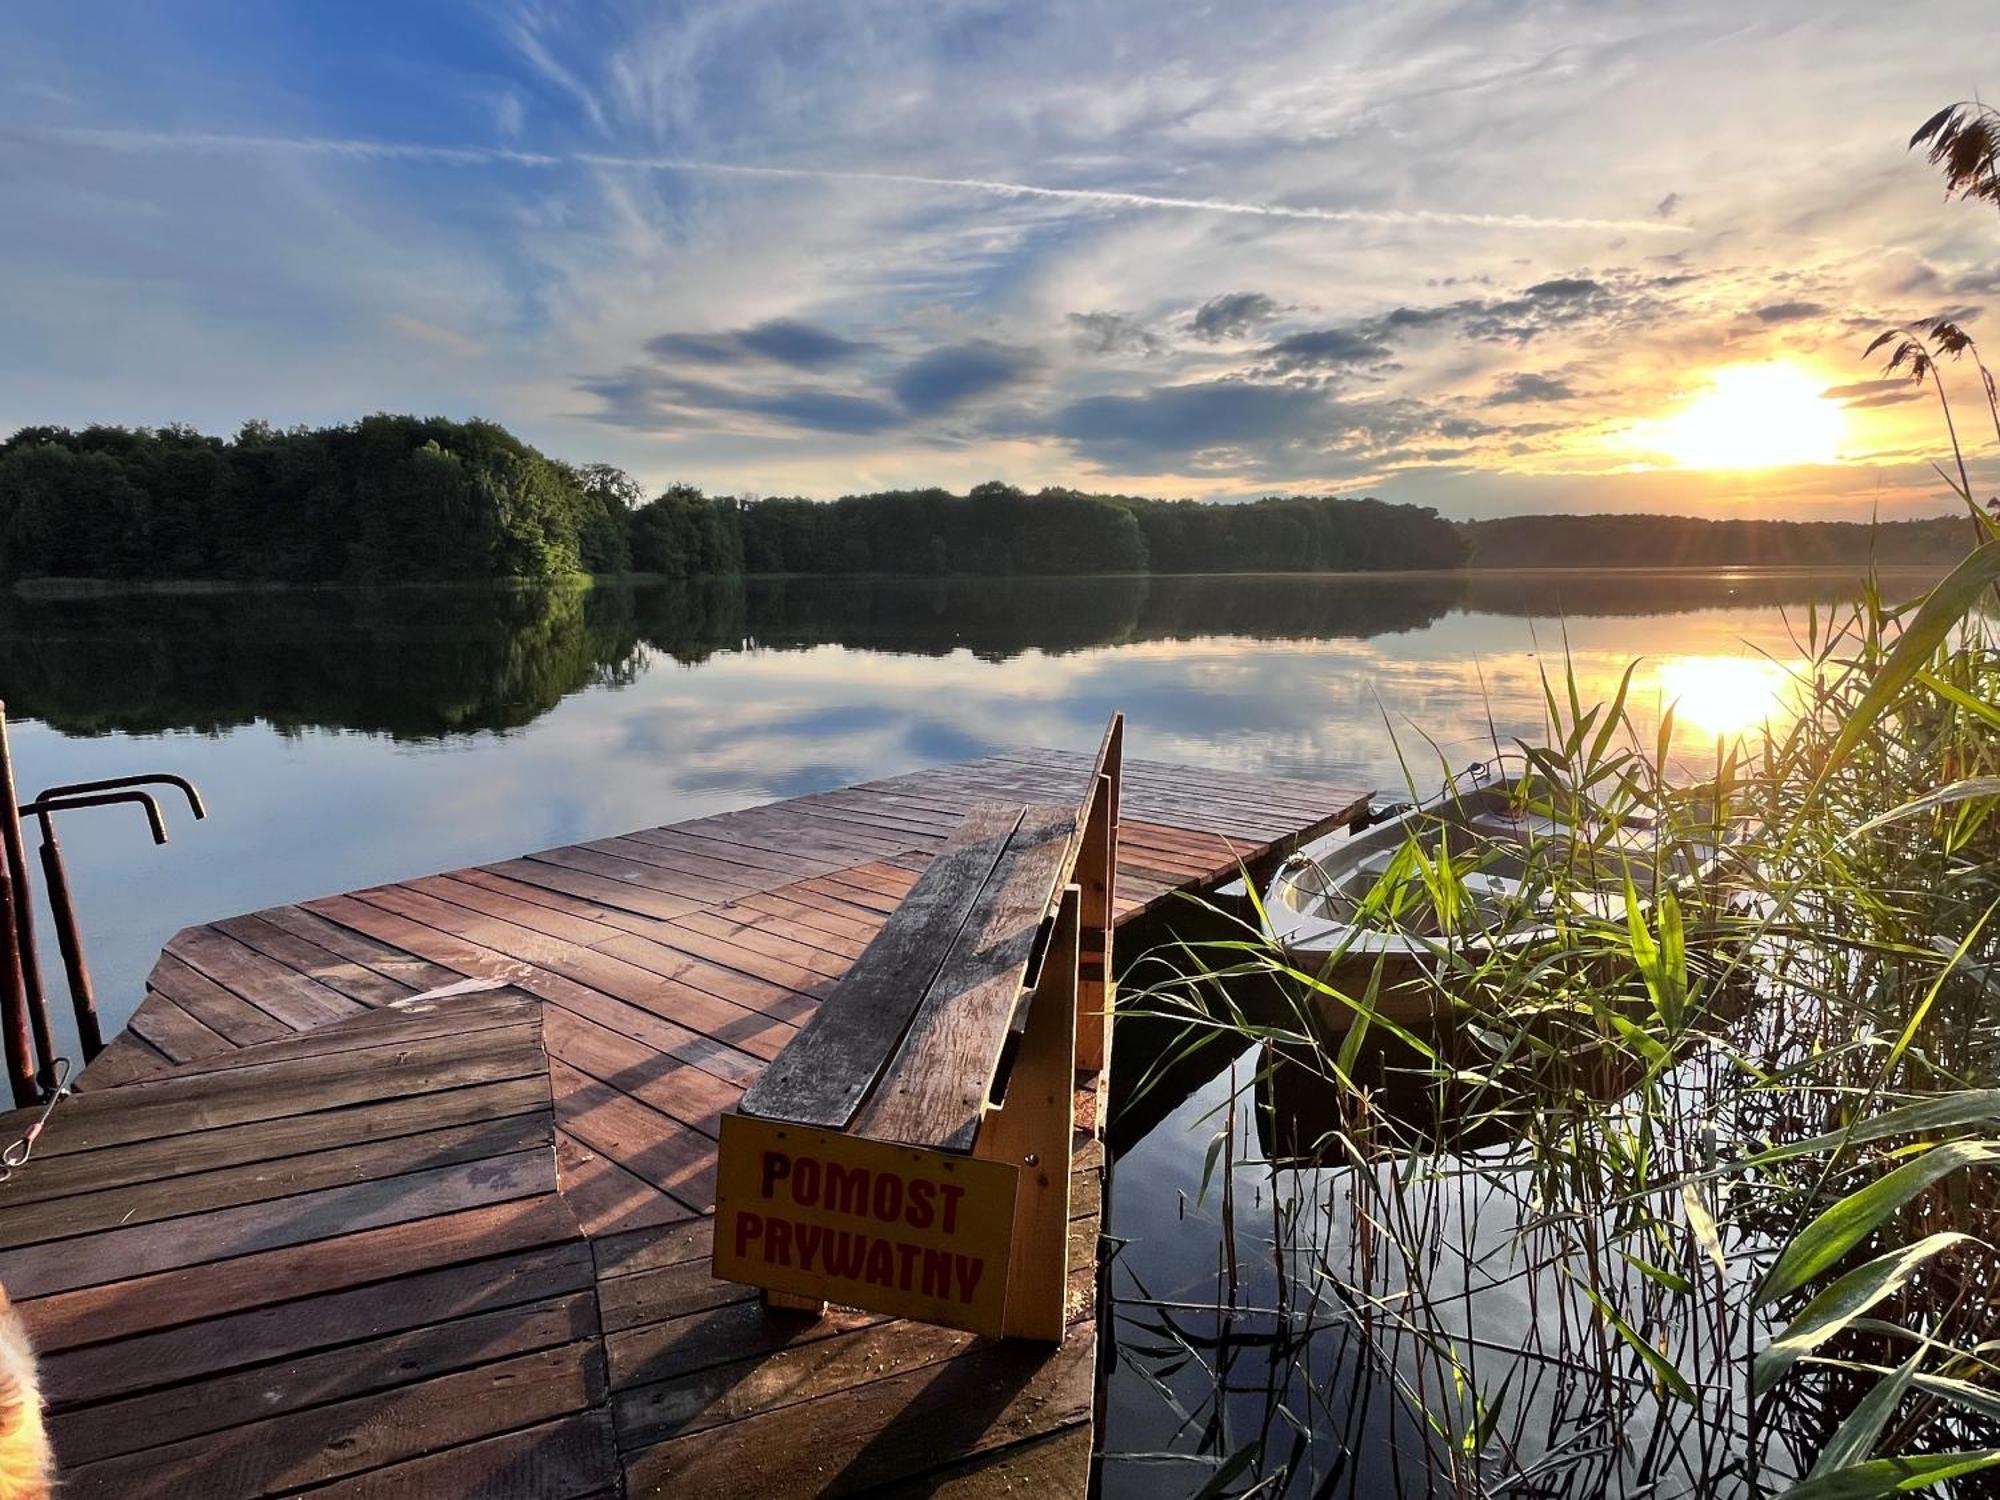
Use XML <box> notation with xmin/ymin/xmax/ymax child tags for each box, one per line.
<box><xmin>1118</xmin><ymin>106</ymin><xmax>2000</xmax><ymax>1499</ymax></box>
<box><xmin>1126</xmin><ymin>518</ymin><xmax>1999</xmax><ymax>1498</ymax></box>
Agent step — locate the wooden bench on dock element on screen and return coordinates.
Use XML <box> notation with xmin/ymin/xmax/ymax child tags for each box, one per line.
<box><xmin>712</xmin><ymin>717</ymin><xmax>1123</xmax><ymax>1341</ymax></box>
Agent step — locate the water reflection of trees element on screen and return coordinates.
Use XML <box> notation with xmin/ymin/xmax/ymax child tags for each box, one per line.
<box><xmin>2</xmin><ymin>568</ymin><xmax>1912</xmax><ymax>739</ymax></box>
<box><xmin>1458</xmin><ymin>567</ymin><xmax>1935</xmax><ymax>618</ymax></box>
<box><xmin>0</xmin><ymin>584</ymin><xmax>651</xmax><ymax>739</ymax></box>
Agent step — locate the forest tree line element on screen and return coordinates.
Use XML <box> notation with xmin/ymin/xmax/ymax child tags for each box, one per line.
<box><xmin>0</xmin><ymin>415</ymin><xmax>1968</xmax><ymax>583</ymax></box>
<box><xmin>0</xmin><ymin>417</ymin><xmax>1467</xmax><ymax>580</ymax></box>
<box><xmin>1459</xmin><ymin>512</ymin><xmax>1973</xmax><ymax>569</ymax></box>
<box><xmin>0</xmin><ymin>416</ymin><xmax>634</xmax><ymax>584</ymax></box>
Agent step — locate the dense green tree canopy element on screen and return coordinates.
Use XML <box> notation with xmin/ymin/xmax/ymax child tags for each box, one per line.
<box><xmin>0</xmin><ymin>415</ymin><xmax>1964</xmax><ymax>585</ymax></box>
<box><xmin>0</xmin><ymin>416</ymin><xmax>624</xmax><ymax>584</ymax></box>
<box><xmin>1459</xmin><ymin>512</ymin><xmax>1970</xmax><ymax>568</ymax></box>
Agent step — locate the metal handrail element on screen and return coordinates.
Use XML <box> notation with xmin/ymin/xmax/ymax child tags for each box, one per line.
<box><xmin>0</xmin><ymin>701</ymin><xmax>209</xmax><ymax>1102</ymax></box>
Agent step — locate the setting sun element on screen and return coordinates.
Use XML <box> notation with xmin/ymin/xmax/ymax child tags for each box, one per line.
<box><xmin>1648</xmin><ymin>364</ymin><xmax>1846</xmax><ymax>471</ymax></box>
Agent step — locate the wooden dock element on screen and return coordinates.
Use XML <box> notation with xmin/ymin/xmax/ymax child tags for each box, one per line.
<box><xmin>0</xmin><ymin>748</ymin><xmax>1363</xmax><ymax>1498</ymax></box>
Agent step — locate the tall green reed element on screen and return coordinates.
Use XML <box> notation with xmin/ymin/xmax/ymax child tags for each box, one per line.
<box><xmin>1119</xmin><ymin>107</ymin><xmax>2000</xmax><ymax>1498</ymax></box>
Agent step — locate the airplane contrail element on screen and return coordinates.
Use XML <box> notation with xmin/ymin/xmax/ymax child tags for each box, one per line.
<box><xmin>24</xmin><ymin>126</ymin><xmax>1690</xmax><ymax>235</ymax></box>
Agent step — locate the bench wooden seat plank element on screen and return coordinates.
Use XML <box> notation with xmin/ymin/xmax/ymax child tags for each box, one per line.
<box><xmin>736</xmin><ymin>803</ymin><xmax>1024</xmax><ymax>1130</ymax></box>
<box><xmin>854</xmin><ymin>803</ymin><xmax>1077</xmax><ymax>1152</ymax></box>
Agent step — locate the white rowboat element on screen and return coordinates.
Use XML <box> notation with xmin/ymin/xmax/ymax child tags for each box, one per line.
<box><xmin>1261</xmin><ymin>763</ymin><xmax>1722</xmax><ymax>1027</ymax></box>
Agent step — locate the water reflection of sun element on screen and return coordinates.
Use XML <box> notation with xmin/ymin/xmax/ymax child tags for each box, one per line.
<box><xmin>1655</xmin><ymin>656</ymin><xmax>1792</xmax><ymax>742</ymax></box>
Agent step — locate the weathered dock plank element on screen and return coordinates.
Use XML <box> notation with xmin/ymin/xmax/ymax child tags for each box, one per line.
<box><xmin>0</xmin><ymin>749</ymin><xmax>1363</xmax><ymax>1497</ymax></box>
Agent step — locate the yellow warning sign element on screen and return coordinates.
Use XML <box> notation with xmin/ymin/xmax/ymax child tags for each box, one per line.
<box><xmin>712</xmin><ymin>1113</ymin><xmax>1019</xmax><ymax>1337</ymax></box>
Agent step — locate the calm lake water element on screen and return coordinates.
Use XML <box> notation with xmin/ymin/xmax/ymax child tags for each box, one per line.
<box><xmin>0</xmin><ymin>565</ymin><xmax>1938</xmax><ymax>1492</ymax></box>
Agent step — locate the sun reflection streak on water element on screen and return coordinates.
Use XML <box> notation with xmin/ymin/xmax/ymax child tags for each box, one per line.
<box><xmin>1653</xmin><ymin>654</ymin><xmax>1795</xmax><ymax>746</ymax></box>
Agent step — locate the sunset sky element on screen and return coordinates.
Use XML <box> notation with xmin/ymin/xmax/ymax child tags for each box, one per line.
<box><xmin>3</xmin><ymin>1</ymin><xmax>1996</xmax><ymax>519</ymax></box>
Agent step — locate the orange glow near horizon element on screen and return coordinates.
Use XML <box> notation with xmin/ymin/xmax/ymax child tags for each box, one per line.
<box><xmin>1643</xmin><ymin>364</ymin><xmax>1847</xmax><ymax>472</ymax></box>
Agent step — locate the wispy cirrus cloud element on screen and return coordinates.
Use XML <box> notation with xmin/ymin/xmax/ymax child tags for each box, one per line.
<box><xmin>14</xmin><ymin>125</ymin><xmax>1696</xmax><ymax>236</ymax></box>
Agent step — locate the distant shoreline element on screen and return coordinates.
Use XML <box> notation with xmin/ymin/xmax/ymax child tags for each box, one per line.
<box><xmin>7</xmin><ymin>560</ymin><xmax>1948</xmax><ymax>602</ymax></box>
<box><xmin>7</xmin><ymin>417</ymin><xmax>1974</xmax><ymax>590</ymax></box>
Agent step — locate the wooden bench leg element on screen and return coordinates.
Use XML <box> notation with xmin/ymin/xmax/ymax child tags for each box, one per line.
<box><xmin>1076</xmin><ymin>769</ymin><xmax>1114</xmax><ymax>1076</ymax></box>
<box><xmin>977</xmin><ymin>883</ymin><xmax>1080</xmax><ymax>1342</ymax></box>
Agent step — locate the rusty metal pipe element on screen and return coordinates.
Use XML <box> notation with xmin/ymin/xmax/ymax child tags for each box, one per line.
<box><xmin>0</xmin><ymin>870</ymin><xmax>35</xmax><ymax>1107</ymax></box>
<box><xmin>33</xmin><ymin>774</ymin><xmax>205</xmax><ymax>823</ymax></box>
<box><xmin>0</xmin><ymin>704</ymin><xmax>50</xmax><ymax>1098</ymax></box>
<box><xmin>34</xmin><ymin>820</ymin><xmax>101</xmax><ymax>1061</ymax></box>
<box><xmin>19</xmin><ymin>790</ymin><xmax>169</xmax><ymax>846</ymax></box>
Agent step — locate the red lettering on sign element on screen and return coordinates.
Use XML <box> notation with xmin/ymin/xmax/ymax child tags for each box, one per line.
<box><xmin>747</xmin><ymin>1147</ymin><xmax>988</xmax><ymax>1243</ymax></box>
<box><xmin>796</xmin><ymin>1221</ymin><xmax>824</xmax><ymax>1272</ymax></box>
<box><xmin>825</xmin><ymin>1228</ymin><xmax>865</xmax><ymax>1278</ymax></box>
<box><xmin>954</xmin><ymin>1254</ymin><xmax>984</xmax><ymax>1303</ymax></box>
<box><xmin>921</xmin><ymin>1247</ymin><xmax>953</xmax><ymax>1298</ymax></box>
<box><xmin>735</xmin><ymin>1211</ymin><xmax>989</xmax><ymax>1307</ymax></box>
<box><xmin>717</xmin><ymin>1112</ymin><xmax>1025</xmax><ymax>1337</ymax></box>
<box><xmin>824</xmin><ymin>1163</ymin><xmax>867</xmax><ymax>1216</ymax></box>
<box><xmin>761</xmin><ymin>1151</ymin><xmax>790</xmax><ymax>1199</ymax></box>
<box><xmin>864</xmin><ymin>1238</ymin><xmax>895</xmax><ymax>1287</ymax></box>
